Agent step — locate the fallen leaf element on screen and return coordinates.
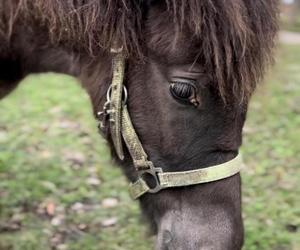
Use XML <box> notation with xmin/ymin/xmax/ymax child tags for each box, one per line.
<box><xmin>11</xmin><ymin>213</ymin><xmax>25</xmax><ymax>223</ymax></box>
<box><xmin>40</xmin><ymin>150</ymin><xmax>53</xmax><ymax>159</ymax></box>
<box><xmin>71</xmin><ymin>202</ymin><xmax>85</xmax><ymax>212</ymax></box>
<box><xmin>51</xmin><ymin>216</ymin><xmax>64</xmax><ymax>227</ymax></box>
<box><xmin>63</xmin><ymin>151</ymin><xmax>86</xmax><ymax>166</ymax></box>
<box><xmin>87</xmin><ymin>167</ymin><xmax>98</xmax><ymax>175</ymax></box>
<box><xmin>102</xmin><ymin>198</ymin><xmax>119</xmax><ymax>208</ymax></box>
<box><xmin>101</xmin><ymin>217</ymin><xmax>118</xmax><ymax>227</ymax></box>
<box><xmin>80</xmin><ymin>136</ymin><xmax>93</xmax><ymax>145</ymax></box>
<box><xmin>57</xmin><ymin>244</ymin><xmax>68</xmax><ymax>250</ymax></box>
<box><xmin>51</xmin><ymin>233</ymin><xmax>64</xmax><ymax>246</ymax></box>
<box><xmin>78</xmin><ymin>224</ymin><xmax>88</xmax><ymax>231</ymax></box>
<box><xmin>243</xmin><ymin>126</ymin><xmax>257</xmax><ymax>135</ymax></box>
<box><xmin>0</xmin><ymin>222</ymin><xmax>21</xmax><ymax>232</ymax></box>
<box><xmin>0</xmin><ymin>131</ymin><xmax>7</xmax><ymax>142</ymax></box>
<box><xmin>49</xmin><ymin>106</ymin><xmax>62</xmax><ymax>114</ymax></box>
<box><xmin>86</xmin><ymin>177</ymin><xmax>101</xmax><ymax>186</ymax></box>
<box><xmin>47</xmin><ymin>202</ymin><xmax>56</xmax><ymax>216</ymax></box>
<box><xmin>57</xmin><ymin>119</ymin><xmax>80</xmax><ymax>130</ymax></box>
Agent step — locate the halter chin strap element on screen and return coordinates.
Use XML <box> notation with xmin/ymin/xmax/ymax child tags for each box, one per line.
<box><xmin>98</xmin><ymin>49</ymin><xmax>244</xmax><ymax>200</ymax></box>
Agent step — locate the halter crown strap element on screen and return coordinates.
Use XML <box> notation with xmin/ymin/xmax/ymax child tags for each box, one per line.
<box><xmin>99</xmin><ymin>50</ymin><xmax>244</xmax><ymax>199</ymax></box>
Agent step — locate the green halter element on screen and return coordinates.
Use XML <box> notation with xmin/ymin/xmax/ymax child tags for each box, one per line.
<box><xmin>97</xmin><ymin>49</ymin><xmax>243</xmax><ymax>200</ymax></box>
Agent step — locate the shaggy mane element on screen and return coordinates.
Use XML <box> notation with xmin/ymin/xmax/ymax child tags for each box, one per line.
<box><xmin>0</xmin><ymin>0</ymin><xmax>279</xmax><ymax>102</ymax></box>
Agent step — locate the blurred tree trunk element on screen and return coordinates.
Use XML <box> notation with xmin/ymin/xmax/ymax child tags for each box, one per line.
<box><xmin>295</xmin><ymin>0</ymin><xmax>300</xmax><ymax>12</ymax></box>
<box><xmin>291</xmin><ymin>0</ymin><xmax>300</xmax><ymax>24</ymax></box>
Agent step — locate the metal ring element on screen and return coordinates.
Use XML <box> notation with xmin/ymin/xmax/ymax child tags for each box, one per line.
<box><xmin>110</xmin><ymin>46</ymin><xmax>123</xmax><ymax>54</ymax></box>
<box><xmin>122</xmin><ymin>86</ymin><xmax>128</xmax><ymax>104</ymax></box>
<box><xmin>106</xmin><ymin>85</ymin><xmax>128</xmax><ymax>104</ymax></box>
<box><xmin>138</xmin><ymin>167</ymin><xmax>163</xmax><ymax>194</ymax></box>
<box><xmin>106</xmin><ymin>85</ymin><xmax>112</xmax><ymax>102</ymax></box>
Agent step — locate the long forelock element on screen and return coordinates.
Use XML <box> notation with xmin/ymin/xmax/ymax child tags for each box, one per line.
<box><xmin>170</xmin><ymin>0</ymin><xmax>279</xmax><ymax>103</ymax></box>
<box><xmin>0</xmin><ymin>0</ymin><xmax>279</xmax><ymax>103</ymax></box>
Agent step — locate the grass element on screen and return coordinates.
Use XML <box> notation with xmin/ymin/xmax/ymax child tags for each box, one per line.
<box><xmin>0</xmin><ymin>45</ymin><xmax>299</xmax><ymax>250</ymax></box>
<box><xmin>281</xmin><ymin>16</ymin><xmax>300</xmax><ymax>33</ymax></box>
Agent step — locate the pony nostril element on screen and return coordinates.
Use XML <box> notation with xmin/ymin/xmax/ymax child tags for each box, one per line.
<box><xmin>162</xmin><ymin>230</ymin><xmax>173</xmax><ymax>245</ymax></box>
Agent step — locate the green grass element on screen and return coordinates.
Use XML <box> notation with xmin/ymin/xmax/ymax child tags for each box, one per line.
<box><xmin>281</xmin><ymin>15</ymin><xmax>300</xmax><ymax>33</ymax></box>
<box><xmin>241</xmin><ymin>45</ymin><xmax>300</xmax><ymax>250</ymax></box>
<box><xmin>0</xmin><ymin>45</ymin><xmax>299</xmax><ymax>250</ymax></box>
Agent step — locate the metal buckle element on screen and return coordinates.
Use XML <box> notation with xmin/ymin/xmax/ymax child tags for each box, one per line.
<box><xmin>96</xmin><ymin>85</ymin><xmax>128</xmax><ymax>131</ymax></box>
<box><xmin>138</xmin><ymin>167</ymin><xmax>163</xmax><ymax>194</ymax></box>
<box><xmin>97</xmin><ymin>100</ymin><xmax>111</xmax><ymax>130</ymax></box>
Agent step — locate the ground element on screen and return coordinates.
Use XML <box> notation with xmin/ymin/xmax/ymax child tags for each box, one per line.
<box><xmin>0</xmin><ymin>44</ymin><xmax>299</xmax><ymax>250</ymax></box>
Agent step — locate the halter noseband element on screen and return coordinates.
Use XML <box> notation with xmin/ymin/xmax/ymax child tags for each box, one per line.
<box><xmin>97</xmin><ymin>49</ymin><xmax>243</xmax><ymax>199</ymax></box>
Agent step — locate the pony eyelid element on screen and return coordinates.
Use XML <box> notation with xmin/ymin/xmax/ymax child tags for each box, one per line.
<box><xmin>170</xmin><ymin>77</ymin><xmax>197</xmax><ymax>84</ymax></box>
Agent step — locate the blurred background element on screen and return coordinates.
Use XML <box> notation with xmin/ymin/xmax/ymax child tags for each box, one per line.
<box><xmin>0</xmin><ymin>1</ymin><xmax>299</xmax><ymax>250</ymax></box>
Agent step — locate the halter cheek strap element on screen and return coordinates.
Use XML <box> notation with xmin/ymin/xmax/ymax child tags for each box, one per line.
<box><xmin>97</xmin><ymin>49</ymin><xmax>244</xmax><ymax>200</ymax></box>
<box><xmin>108</xmin><ymin>52</ymin><xmax>126</xmax><ymax>160</ymax></box>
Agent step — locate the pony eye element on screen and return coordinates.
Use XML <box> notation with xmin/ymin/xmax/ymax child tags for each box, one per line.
<box><xmin>169</xmin><ymin>80</ymin><xmax>197</xmax><ymax>105</ymax></box>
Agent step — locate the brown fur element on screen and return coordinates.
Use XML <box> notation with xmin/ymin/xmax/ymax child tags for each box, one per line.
<box><xmin>0</xmin><ymin>0</ymin><xmax>279</xmax><ymax>102</ymax></box>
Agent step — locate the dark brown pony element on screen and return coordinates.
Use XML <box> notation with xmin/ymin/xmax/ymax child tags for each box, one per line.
<box><xmin>0</xmin><ymin>1</ymin><xmax>279</xmax><ymax>249</ymax></box>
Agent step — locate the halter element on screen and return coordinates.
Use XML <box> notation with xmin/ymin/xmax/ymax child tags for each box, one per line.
<box><xmin>97</xmin><ymin>49</ymin><xmax>243</xmax><ymax>199</ymax></box>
